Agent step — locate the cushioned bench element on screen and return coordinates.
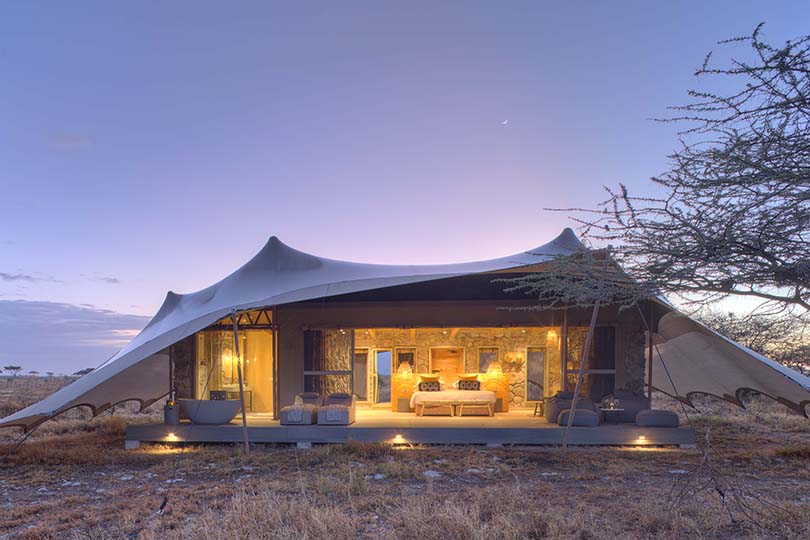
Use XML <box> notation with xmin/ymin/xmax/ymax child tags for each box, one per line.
<box><xmin>456</xmin><ymin>400</ymin><xmax>494</xmax><ymax>416</ymax></box>
<box><xmin>416</xmin><ymin>400</ymin><xmax>455</xmax><ymax>416</ymax></box>
<box><xmin>317</xmin><ymin>393</ymin><xmax>356</xmax><ymax>425</ymax></box>
<box><xmin>280</xmin><ymin>392</ymin><xmax>321</xmax><ymax>425</ymax></box>
<box><xmin>545</xmin><ymin>391</ymin><xmax>597</xmax><ymax>423</ymax></box>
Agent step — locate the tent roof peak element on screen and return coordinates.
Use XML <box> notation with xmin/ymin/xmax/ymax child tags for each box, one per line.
<box><xmin>250</xmin><ymin>227</ymin><xmax>585</xmax><ymax>270</ymax></box>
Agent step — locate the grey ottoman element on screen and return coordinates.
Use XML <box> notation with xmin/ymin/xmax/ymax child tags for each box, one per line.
<box><xmin>635</xmin><ymin>409</ymin><xmax>680</xmax><ymax>428</ymax></box>
<box><xmin>557</xmin><ymin>409</ymin><xmax>600</xmax><ymax>427</ymax></box>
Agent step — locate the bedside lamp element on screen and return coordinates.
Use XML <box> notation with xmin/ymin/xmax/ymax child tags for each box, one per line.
<box><xmin>486</xmin><ymin>361</ymin><xmax>503</xmax><ymax>378</ymax></box>
<box><xmin>397</xmin><ymin>361</ymin><xmax>414</xmax><ymax>379</ymax></box>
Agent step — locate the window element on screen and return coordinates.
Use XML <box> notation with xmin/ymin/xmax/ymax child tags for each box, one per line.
<box><xmin>375</xmin><ymin>349</ymin><xmax>392</xmax><ymax>403</ymax></box>
<box><xmin>303</xmin><ymin>329</ymin><xmax>353</xmax><ymax>395</ymax></box>
<box><xmin>478</xmin><ymin>347</ymin><xmax>499</xmax><ymax>373</ymax></box>
<box><xmin>395</xmin><ymin>348</ymin><xmax>416</xmax><ymax>373</ymax></box>
<box><xmin>526</xmin><ymin>347</ymin><xmax>546</xmax><ymax>401</ymax></box>
<box><xmin>195</xmin><ymin>328</ymin><xmax>274</xmax><ymax>413</ymax></box>
<box><xmin>566</xmin><ymin>326</ymin><xmax>616</xmax><ymax>402</ymax></box>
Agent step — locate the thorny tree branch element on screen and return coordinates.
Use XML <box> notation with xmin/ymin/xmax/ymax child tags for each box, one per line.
<box><xmin>558</xmin><ymin>25</ymin><xmax>810</xmax><ymax>318</ymax></box>
<box><xmin>496</xmin><ymin>248</ymin><xmax>655</xmax><ymax>311</ymax></box>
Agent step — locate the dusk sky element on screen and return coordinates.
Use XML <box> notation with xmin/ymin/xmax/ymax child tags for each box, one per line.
<box><xmin>1</xmin><ymin>2</ymin><xmax>808</xmax><ymax>374</ymax></box>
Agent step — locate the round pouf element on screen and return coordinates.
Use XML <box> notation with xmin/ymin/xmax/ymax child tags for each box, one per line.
<box><xmin>557</xmin><ymin>408</ymin><xmax>600</xmax><ymax>427</ymax></box>
<box><xmin>635</xmin><ymin>409</ymin><xmax>680</xmax><ymax>428</ymax></box>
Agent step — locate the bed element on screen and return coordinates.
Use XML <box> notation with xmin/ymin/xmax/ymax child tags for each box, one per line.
<box><xmin>410</xmin><ymin>389</ymin><xmax>496</xmax><ymax>416</ymax></box>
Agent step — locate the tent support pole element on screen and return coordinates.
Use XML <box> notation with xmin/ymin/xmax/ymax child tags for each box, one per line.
<box><xmin>561</xmin><ymin>309</ymin><xmax>568</xmax><ymax>392</ymax></box>
<box><xmin>272</xmin><ymin>307</ymin><xmax>279</xmax><ymax>421</ymax></box>
<box><xmin>231</xmin><ymin>309</ymin><xmax>251</xmax><ymax>457</ymax></box>
<box><xmin>168</xmin><ymin>346</ymin><xmax>174</xmax><ymax>403</ymax></box>
<box><xmin>562</xmin><ymin>301</ymin><xmax>600</xmax><ymax>450</ymax></box>
<box><xmin>647</xmin><ymin>302</ymin><xmax>654</xmax><ymax>404</ymax></box>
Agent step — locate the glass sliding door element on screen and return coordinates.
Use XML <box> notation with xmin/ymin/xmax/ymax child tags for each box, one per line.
<box><xmin>374</xmin><ymin>349</ymin><xmax>392</xmax><ymax>404</ymax></box>
<box><xmin>195</xmin><ymin>329</ymin><xmax>274</xmax><ymax>414</ymax></box>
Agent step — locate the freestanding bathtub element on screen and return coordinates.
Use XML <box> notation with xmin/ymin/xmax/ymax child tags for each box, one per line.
<box><xmin>178</xmin><ymin>399</ymin><xmax>242</xmax><ymax>425</ymax></box>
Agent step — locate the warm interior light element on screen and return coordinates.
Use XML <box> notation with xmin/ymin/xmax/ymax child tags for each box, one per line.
<box><xmin>546</xmin><ymin>329</ymin><xmax>559</xmax><ymax>345</ymax></box>
<box><xmin>486</xmin><ymin>361</ymin><xmax>503</xmax><ymax>377</ymax></box>
<box><xmin>392</xmin><ymin>434</ymin><xmax>406</xmax><ymax>444</ymax></box>
<box><xmin>397</xmin><ymin>361</ymin><xmax>414</xmax><ymax>378</ymax></box>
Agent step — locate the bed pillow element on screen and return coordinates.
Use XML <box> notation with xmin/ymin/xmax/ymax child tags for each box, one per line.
<box><xmin>458</xmin><ymin>380</ymin><xmax>481</xmax><ymax>391</ymax></box>
<box><xmin>458</xmin><ymin>374</ymin><xmax>479</xmax><ymax>381</ymax></box>
<box><xmin>418</xmin><ymin>381</ymin><xmax>441</xmax><ymax>392</ymax></box>
<box><xmin>420</xmin><ymin>374</ymin><xmax>440</xmax><ymax>383</ymax></box>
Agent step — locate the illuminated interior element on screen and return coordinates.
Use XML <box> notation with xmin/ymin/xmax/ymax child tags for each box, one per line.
<box><xmin>195</xmin><ymin>328</ymin><xmax>275</xmax><ymax>414</ymax></box>
<box><xmin>353</xmin><ymin>326</ymin><xmax>564</xmax><ymax>409</ymax></box>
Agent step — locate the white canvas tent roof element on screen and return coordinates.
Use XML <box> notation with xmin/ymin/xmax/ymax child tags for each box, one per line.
<box><xmin>2</xmin><ymin>228</ymin><xmax>808</xmax><ymax>431</ymax></box>
<box><xmin>652</xmin><ymin>311</ymin><xmax>810</xmax><ymax>414</ymax></box>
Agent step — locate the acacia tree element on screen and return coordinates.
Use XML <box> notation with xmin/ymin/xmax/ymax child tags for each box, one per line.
<box><xmin>3</xmin><ymin>365</ymin><xmax>22</xmax><ymax>379</ymax></box>
<box><xmin>573</xmin><ymin>24</ymin><xmax>810</xmax><ymax>316</ymax></box>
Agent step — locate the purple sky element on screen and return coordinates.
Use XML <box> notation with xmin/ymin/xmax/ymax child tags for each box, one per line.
<box><xmin>1</xmin><ymin>2</ymin><xmax>807</xmax><ymax>374</ymax></box>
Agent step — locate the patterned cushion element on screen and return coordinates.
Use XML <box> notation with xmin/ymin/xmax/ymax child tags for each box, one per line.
<box><xmin>458</xmin><ymin>380</ymin><xmax>481</xmax><ymax>391</ymax></box>
<box><xmin>418</xmin><ymin>381</ymin><xmax>441</xmax><ymax>392</ymax></box>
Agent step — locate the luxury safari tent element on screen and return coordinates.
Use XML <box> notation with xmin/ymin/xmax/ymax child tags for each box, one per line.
<box><xmin>2</xmin><ymin>229</ymin><xmax>808</xmax><ymax>448</ymax></box>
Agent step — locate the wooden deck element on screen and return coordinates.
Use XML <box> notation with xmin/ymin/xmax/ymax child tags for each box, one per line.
<box><xmin>126</xmin><ymin>408</ymin><xmax>696</xmax><ymax>448</ymax></box>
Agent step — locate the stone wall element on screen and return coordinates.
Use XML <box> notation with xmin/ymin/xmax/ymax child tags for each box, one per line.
<box><xmin>354</xmin><ymin>327</ymin><xmax>562</xmax><ymax>406</ymax></box>
<box><xmin>171</xmin><ymin>336</ymin><xmax>195</xmax><ymax>399</ymax></box>
<box><xmin>305</xmin><ymin>329</ymin><xmax>352</xmax><ymax>395</ymax></box>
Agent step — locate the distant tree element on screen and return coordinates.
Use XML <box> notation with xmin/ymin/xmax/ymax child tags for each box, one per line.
<box><xmin>572</xmin><ymin>25</ymin><xmax>810</xmax><ymax>317</ymax></box>
<box><xmin>46</xmin><ymin>371</ymin><xmax>55</xmax><ymax>378</ymax></box>
<box><xmin>3</xmin><ymin>365</ymin><xmax>22</xmax><ymax>379</ymax></box>
<box><xmin>699</xmin><ymin>311</ymin><xmax>810</xmax><ymax>376</ymax></box>
<box><xmin>28</xmin><ymin>370</ymin><xmax>39</xmax><ymax>376</ymax></box>
<box><xmin>73</xmin><ymin>368</ymin><xmax>94</xmax><ymax>377</ymax></box>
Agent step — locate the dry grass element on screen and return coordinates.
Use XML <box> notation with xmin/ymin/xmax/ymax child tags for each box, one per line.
<box><xmin>0</xmin><ymin>380</ymin><xmax>808</xmax><ymax>539</ymax></box>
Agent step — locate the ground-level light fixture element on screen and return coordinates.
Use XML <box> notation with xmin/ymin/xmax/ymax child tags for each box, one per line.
<box><xmin>634</xmin><ymin>435</ymin><xmax>648</xmax><ymax>445</ymax></box>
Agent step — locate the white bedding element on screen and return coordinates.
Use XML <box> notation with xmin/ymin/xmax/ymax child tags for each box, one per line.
<box><xmin>410</xmin><ymin>389</ymin><xmax>496</xmax><ymax>408</ymax></box>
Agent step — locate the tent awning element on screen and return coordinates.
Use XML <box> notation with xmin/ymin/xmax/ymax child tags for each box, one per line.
<box><xmin>652</xmin><ymin>311</ymin><xmax>810</xmax><ymax>416</ymax></box>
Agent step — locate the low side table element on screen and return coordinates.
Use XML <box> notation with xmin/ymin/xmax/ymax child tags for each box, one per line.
<box><xmin>599</xmin><ymin>408</ymin><xmax>625</xmax><ymax>424</ymax></box>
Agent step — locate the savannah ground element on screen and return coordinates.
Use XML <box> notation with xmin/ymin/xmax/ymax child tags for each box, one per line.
<box><xmin>1</xmin><ymin>377</ymin><xmax>809</xmax><ymax>540</ymax></box>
